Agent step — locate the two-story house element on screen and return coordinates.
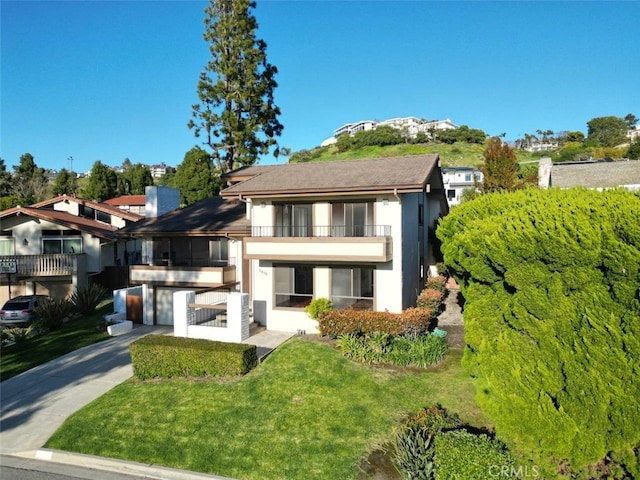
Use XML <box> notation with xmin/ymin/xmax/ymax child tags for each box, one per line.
<box><xmin>220</xmin><ymin>155</ymin><xmax>448</xmax><ymax>334</ymax></box>
<box><xmin>0</xmin><ymin>195</ymin><xmax>143</xmax><ymax>303</ymax></box>
<box><xmin>441</xmin><ymin>167</ymin><xmax>483</xmax><ymax>207</ymax></box>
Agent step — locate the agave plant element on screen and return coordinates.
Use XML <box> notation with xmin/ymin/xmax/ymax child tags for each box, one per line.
<box><xmin>71</xmin><ymin>283</ymin><xmax>108</xmax><ymax>316</ymax></box>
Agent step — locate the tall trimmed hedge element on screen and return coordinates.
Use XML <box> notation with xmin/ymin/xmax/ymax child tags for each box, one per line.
<box><xmin>436</xmin><ymin>188</ymin><xmax>640</xmax><ymax>478</ymax></box>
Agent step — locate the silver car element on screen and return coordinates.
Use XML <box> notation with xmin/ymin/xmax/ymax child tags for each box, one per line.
<box><xmin>0</xmin><ymin>295</ymin><xmax>48</xmax><ymax>326</ymax></box>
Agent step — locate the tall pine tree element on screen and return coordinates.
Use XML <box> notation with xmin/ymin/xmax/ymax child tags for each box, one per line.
<box><xmin>188</xmin><ymin>0</ymin><xmax>283</xmax><ymax>173</ymax></box>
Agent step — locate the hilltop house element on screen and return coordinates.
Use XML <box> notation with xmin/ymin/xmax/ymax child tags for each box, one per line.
<box><xmin>220</xmin><ymin>155</ymin><xmax>448</xmax><ymax>334</ymax></box>
<box><xmin>0</xmin><ymin>195</ymin><xmax>143</xmax><ymax>303</ymax></box>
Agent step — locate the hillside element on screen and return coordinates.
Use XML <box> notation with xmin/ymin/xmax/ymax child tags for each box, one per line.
<box><xmin>289</xmin><ymin>142</ymin><xmax>543</xmax><ymax>167</ymax></box>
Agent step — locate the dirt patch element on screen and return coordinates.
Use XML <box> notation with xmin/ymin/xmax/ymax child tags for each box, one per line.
<box><xmin>358</xmin><ymin>447</ymin><xmax>401</xmax><ymax>480</ymax></box>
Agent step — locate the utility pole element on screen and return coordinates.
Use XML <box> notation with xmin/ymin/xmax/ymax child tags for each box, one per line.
<box><xmin>67</xmin><ymin>156</ymin><xmax>74</xmax><ymax>172</ymax></box>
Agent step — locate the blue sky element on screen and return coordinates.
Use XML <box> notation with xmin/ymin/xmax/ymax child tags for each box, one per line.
<box><xmin>2</xmin><ymin>1</ymin><xmax>639</xmax><ymax>174</ymax></box>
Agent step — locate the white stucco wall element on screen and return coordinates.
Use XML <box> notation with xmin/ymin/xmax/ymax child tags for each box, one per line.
<box><xmin>374</xmin><ymin>196</ymin><xmax>404</xmax><ymax>312</ymax></box>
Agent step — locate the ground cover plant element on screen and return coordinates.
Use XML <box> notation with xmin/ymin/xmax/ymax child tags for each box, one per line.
<box><xmin>45</xmin><ymin>340</ymin><xmax>486</xmax><ymax>480</ymax></box>
<box><xmin>437</xmin><ymin>188</ymin><xmax>640</xmax><ymax>478</ymax></box>
<box><xmin>0</xmin><ymin>301</ymin><xmax>111</xmax><ymax>381</ymax></box>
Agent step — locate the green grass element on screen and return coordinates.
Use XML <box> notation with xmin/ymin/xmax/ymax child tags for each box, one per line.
<box><xmin>290</xmin><ymin>142</ymin><xmax>543</xmax><ymax>168</ymax></box>
<box><xmin>0</xmin><ymin>301</ymin><xmax>112</xmax><ymax>381</ymax></box>
<box><xmin>45</xmin><ymin>339</ymin><xmax>486</xmax><ymax>480</ymax></box>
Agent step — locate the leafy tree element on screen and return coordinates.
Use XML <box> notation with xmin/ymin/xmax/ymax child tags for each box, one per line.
<box><xmin>83</xmin><ymin>161</ymin><xmax>118</xmax><ymax>201</ymax></box>
<box><xmin>477</xmin><ymin>138</ymin><xmax>519</xmax><ymax>193</ymax></box>
<box><xmin>122</xmin><ymin>158</ymin><xmax>133</xmax><ymax>171</ymax></box>
<box><xmin>13</xmin><ymin>153</ymin><xmax>49</xmax><ymax>205</ymax></box>
<box><xmin>353</xmin><ymin>125</ymin><xmax>403</xmax><ymax>148</ymax></box>
<box><xmin>171</xmin><ymin>146</ymin><xmax>222</xmax><ymax>205</ymax></box>
<box><xmin>586</xmin><ymin>115</ymin><xmax>628</xmax><ymax>147</ymax></box>
<box><xmin>188</xmin><ymin>0</ymin><xmax>283</xmax><ymax>173</ymax></box>
<box><xmin>437</xmin><ymin>189</ymin><xmax>640</xmax><ymax>479</ymax></box>
<box><xmin>624</xmin><ymin>113</ymin><xmax>638</xmax><ymax>128</ymax></box>
<box><xmin>626</xmin><ymin>140</ymin><xmax>640</xmax><ymax>159</ymax></box>
<box><xmin>0</xmin><ymin>158</ymin><xmax>12</xmax><ymax>197</ymax></box>
<box><xmin>565</xmin><ymin>131</ymin><xmax>585</xmax><ymax>143</ymax></box>
<box><xmin>118</xmin><ymin>163</ymin><xmax>153</xmax><ymax>195</ymax></box>
<box><xmin>554</xmin><ymin>142</ymin><xmax>589</xmax><ymax>163</ymax></box>
<box><xmin>438</xmin><ymin>125</ymin><xmax>486</xmax><ymax>145</ymax></box>
<box><xmin>335</xmin><ymin>133</ymin><xmax>356</xmax><ymax>153</ymax></box>
<box><xmin>52</xmin><ymin>168</ymin><xmax>78</xmax><ymax>196</ymax></box>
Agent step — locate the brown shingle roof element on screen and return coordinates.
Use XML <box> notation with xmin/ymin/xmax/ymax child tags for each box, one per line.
<box><xmin>220</xmin><ymin>155</ymin><xmax>440</xmax><ymax>198</ymax></box>
<box><xmin>119</xmin><ymin>197</ymin><xmax>250</xmax><ymax>237</ymax></box>
<box><xmin>0</xmin><ymin>207</ymin><xmax>119</xmax><ymax>240</ymax></box>
<box><xmin>551</xmin><ymin>160</ymin><xmax>640</xmax><ymax>188</ymax></box>
<box><xmin>31</xmin><ymin>195</ymin><xmax>143</xmax><ymax>222</ymax></box>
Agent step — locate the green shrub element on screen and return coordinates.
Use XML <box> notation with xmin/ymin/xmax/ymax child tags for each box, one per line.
<box><xmin>319</xmin><ymin>307</ymin><xmax>433</xmax><ymax>337</ymax></box>
<box><xmin>337</xmin><ymin>333</ymin><xmax>447</xmax><ymax>368</ymax></box>
<box><xmin>304</xmin><ymin>297</ymin><xmax>333</xmax><ymax>320</ymax></box>
<box><xmin>34</xmin><ymin>297</ymin><xmax>75</xmax><ymax>330</ymax></box>
<box><xmin>71</xmin><ymin>283</ymin><xmax>108</xmax><ymax>316</ymax></box>
<box><xmin>436</xmin><ymin>188</ymin><xmax>640</xmax><ymax>478</ymax></box>
<box><xmin>393</xmin><ymin>405</ymin><xmax>462</xmax><ymax>480</ymax></box>
<box><xmin>434</xmin><ymin>430</ymin><xmax>515</xmax><ymax>480</ymax></box>
<box><xmin>130</xmin><ymin>335</ymin><xmax>258</xmax><ymax>380</ymax></box>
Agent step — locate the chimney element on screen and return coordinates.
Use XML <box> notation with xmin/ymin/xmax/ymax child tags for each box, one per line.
<box><xmin>145</xmin><ymin>186</ymin><xmax>180</xmax><ymax>218</ymax></box>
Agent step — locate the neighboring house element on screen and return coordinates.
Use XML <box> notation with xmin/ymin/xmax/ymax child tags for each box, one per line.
<box><xmin>538</xmin><ymin>157</ymin><xmax>640</xmax><ymax>191</ymax></box>
<box><xmin>118</xmin><ymin>193</ymin><xmax>250</xmax><ymax>326</ymax></box>
<box><xmin>441</xmin><ymin>167</ymin><xmax>483</xmax><ymax>207</ymax></box>
<box><xmin>104</xmin><ymin>195</ymin><xmax>147</xmax><ymax>216</ymax></box>
<box><xmin>321</xmin><ymin>117</ymin><xmax>458</xmax><ymax>147</ymax></box>
<box><xmin>220</xmin><ymin>155</ymin><xmax>449</xmax><ymax>334</ymax></box>
<box><xmin>333</xmin><ymin>120</ymin><xmax>378</xmax><ymax>138</ymax></box>
<box><xmin>149</xmin><ymin>163</ymin><xmax>168</xmax><ymax>178</ymax></box>
<box><xmin>524</xmin><ymin>141</ymin><xmax>559</xmax><ymax>153</ymax></box>
<box><xmin>627</xmin><ymin>126</ymin><xmax>640</xmax><ymax>143</ymax></box>
<box><xmin>0</xmin><ymin>195</ymin><xmax>143</xmax><ymax>303</ymax></box>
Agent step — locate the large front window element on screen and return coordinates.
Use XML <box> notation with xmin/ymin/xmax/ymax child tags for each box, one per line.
<box><xmin>43</xmin><ymin>237</ymin><xmax>82</xmax><ymax>254</ymax></box>
<box><xmin>331</xmin><ymin>267</ymin><xmax>374</xmax><ymax>310</ymax></box>
<box><xmin>331</xmin><ymin>202</ymin><xmax>374</xmax><ymax>237</ymax></box>
<box><xmin>275</xmin><ymin>264</ymin><xmax>313</xmax><ymax>308</ymax></box>
<box><xmin>274</xmin><ymin>204</ymin><xmax>312</xmax><ymax>237</ymax></box>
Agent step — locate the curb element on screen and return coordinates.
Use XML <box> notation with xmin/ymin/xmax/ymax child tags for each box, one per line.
<box><xmin>11</xmin><ymin>449</ymin><xmax>236</xmax><ymax>480</ymax></box>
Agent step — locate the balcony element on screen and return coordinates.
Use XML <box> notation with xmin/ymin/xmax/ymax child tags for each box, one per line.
<box><xmin>0</xmin><ymin>254</ymin><xmax>83</xmax><ymax>277</ymax></box>
<box><xmin>129</xmin><ymin>257</ymin><xmax>236</xmax><ymax>287</ymax></box>
<box><xmin>245</xmin><ymin>225</ymin><xmax>393</xmax><ymax>262</ymax></box>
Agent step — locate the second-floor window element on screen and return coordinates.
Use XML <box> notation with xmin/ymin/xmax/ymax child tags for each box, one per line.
<box><xmin>43</xmin><ymin>237</ymin><xmax>82</xmax><ymax>254</ymax></box>
<box><xmin>0</xmin><ymin>236</ymin><xmax>14</xmax><ymax>255</ymax></box>
<box><xmin>331</xmin><ymin>202</ymin><xmax>374</xmax><ymax>237</ymax></box>
<box><xmin>274</xmin><ymin>204</ymin><xmax>312</xmax><ymax>237</ymax></box>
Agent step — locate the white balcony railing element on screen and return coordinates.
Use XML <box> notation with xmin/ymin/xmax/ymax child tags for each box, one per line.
<box><xmin>0</xmin><ymin>254</ymin><xmax>80</xmax><ymax>277</ymax></box>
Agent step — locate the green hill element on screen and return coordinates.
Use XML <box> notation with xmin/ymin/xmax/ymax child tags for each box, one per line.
<box><xmin>289</xmin><ymin>142</ymin><xmax>543</xmax><ymax>167</ymax></box>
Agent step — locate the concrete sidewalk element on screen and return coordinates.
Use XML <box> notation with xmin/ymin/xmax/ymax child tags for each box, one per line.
<box><xmin>0</xmin><ymin>324</ymin><xmax>293</xmax><ymax>479</ymax></box>
<box><xmin>0</xmin><ymin>325</ymin><xmax>172</xmax><ymax>456</ymax></box>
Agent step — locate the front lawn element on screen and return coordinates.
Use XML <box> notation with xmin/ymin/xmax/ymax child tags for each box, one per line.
<box><xmin>0</xmin><ymin>301</ymin><xmax>111</xmax><ymax>381</ymax></box>
<box><xmin>46</xmin><ymin>338</ymin><xmax>486</xmax><ymax>480</ymax></box>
